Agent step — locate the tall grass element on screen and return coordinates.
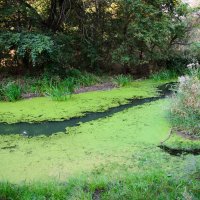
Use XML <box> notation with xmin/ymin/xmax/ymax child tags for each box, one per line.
<box><xmin>75</xmin><ymin>72</ymin><xmax>100</xmax><ymax>87</ymax></box>
<box><xmin>150</xmin><ymin>69</ymin><xmax>178</xmax><ymax>81</ymax></box>
<box><xmin>46</xmin><ymin>78</ymin><xmax>75</xmax><ymax>101</ymax></box>
<box><xmin>46</xmin><ymin>85</ymin><xmax>72</xmax><ymax>101</ymax></box>
<box><xmin>67</xmin><ymin>69</ymin><xmax>101</xmax><ymax>87</ymax></box>
<box><xmin>113</xmin><ymin>75</ymin><xmax>133</xmax><ymax>87</ymax></box>
<box><xmin>0</xmin><ymin>71</ymin><xmax>102</xmax><ymax>102</ymax></box>
<box><xmin>0</xmin><ymin>82</ymin><xmax>22</xmax><ymax>102</ymax></box>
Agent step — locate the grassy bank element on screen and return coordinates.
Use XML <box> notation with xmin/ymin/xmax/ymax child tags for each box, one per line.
<box><xmin>1</xmin><ymin>171</ymin><xmax>199</xmax><ymax>200</ymax></box>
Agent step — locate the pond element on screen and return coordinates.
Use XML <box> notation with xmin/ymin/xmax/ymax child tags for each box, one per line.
<box><xmin>0</xmin><ymin>83</ymin><xmax>173</xmax><ymax>136</ymax></box>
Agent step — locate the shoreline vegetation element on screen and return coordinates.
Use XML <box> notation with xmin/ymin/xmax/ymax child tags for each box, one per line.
<box><xmin>1</xmin><ymin>171</ymin><xmax>200</xmax><ymax>199</ymax></box>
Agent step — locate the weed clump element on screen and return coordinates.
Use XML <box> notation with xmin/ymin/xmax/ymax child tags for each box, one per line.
<box><xmin>170</xmin><ymin>62</ymin><xmax>200</xmax><ymax>137</ymax></box>
<box><xmin>0</xmin><ymin>82</ymin><xmax>22</xmax><ymax>102</ymax></box>
<box><xmin>150</xmin><ymin>69</ymin><xmax>178</xmax><ymax>81</ymax></box>
<box><xmin>113</xmin><ymin>75</ymin><xmax>133</xmax><ymax>87</ymax></box>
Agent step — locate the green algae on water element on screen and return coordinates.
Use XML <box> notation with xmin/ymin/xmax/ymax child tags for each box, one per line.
<box><xmin>1</xmin><ymin>99</ymin><xmax>197</xmax><ymax>183</ymax></box>
<box><xmin>0</xmin><ymin>80</ymin><xmax>169</xmax><ymax>123</ymax></box>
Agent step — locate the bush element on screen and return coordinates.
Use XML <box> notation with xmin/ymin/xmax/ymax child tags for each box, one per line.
<box><xmin>113</xmin><ymin>75</ymin><xmax>133</xmax><ymax>87</ymax></box>
<box><xmin>170</xmin><ymin>62</ymin><xmax>200</xmax><ymax>137</ymax></box>
<box><xmin>0</xmin><ymin>32</ymin><xmax>55</xmax><ymax>67</ymax></box>
<box><xmin>1</xmin><ymin>82</ymin><xmax>22</xmax><ymax>102</ymax></box>
<box><xmin>66</xmin><ymin>69</ymin><xmax>82</xmax><ymax>78</ymax></box>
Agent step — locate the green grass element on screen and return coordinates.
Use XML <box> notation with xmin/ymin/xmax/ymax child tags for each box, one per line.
<box><xmin>150</xmin><ymin>70</ymin><xmax>178</xmax><ymax>81</ymax></box>
<box><xmin>46</xmin><ymin>85</ymin><xmax>72</xmax><ymax>101</ymax></box>
<box><xmin>0</xmin><ymin>82</ymin><xmax>22</xmax><ymax>102</ymax></box>
<box><xmin>0</xmin><ymin>171</ymin><xmax>199</xmax><ymax>200</ymax></box>
<box><xmin>113</xmin><ymin>74</ymin><xmax>133</xmax><ymax>87</ymax></box>
<box><xmin>75</xmin><ymin>71</ymin><xmax>100</xmax><ymax>87</ymax></box>
<box><xmin>162</xmin><ymin>131</ymin><xmax>200</xmax><ymax>150</ymax></box>
<box><xmin>0</xmin><ymin>72</ymin><xmax>103</xmax><ymax>102</ymax></box>
<box><xmin>46</xmin><ymin>78</ymin><xmax>75</xmax><ymax>101</ymax></box>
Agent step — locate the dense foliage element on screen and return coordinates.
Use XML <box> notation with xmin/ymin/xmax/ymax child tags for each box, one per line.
<box><xmin>0</xmin><ymin>0</ymin><xmax>197</xmax><ymax>76</ymax></box>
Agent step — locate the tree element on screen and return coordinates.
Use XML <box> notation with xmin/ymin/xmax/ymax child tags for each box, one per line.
<box><xmin>0</xmin><ymin>0</ymin><xmax>192</xmax><ymax>75</ymax></box>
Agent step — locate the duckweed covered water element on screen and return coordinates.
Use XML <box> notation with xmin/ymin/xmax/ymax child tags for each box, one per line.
<box><xmin>0</xmin><ymin>83</ymin><xmax>173</xmax><ymax>136</ymax></box>
<box><xmin>1</xmin><ymin>99</ymin><xmax>199</xmax><ymax>183</ymax></box>
<box><xmin>0</xmin><ymin>80</ymin><xmax>169</xmax><ymax>123</ymax></box>
<box><xmin>0</xmin><ymin>80</ymin><xmax>199</xmax><ymax>183</ymax></box>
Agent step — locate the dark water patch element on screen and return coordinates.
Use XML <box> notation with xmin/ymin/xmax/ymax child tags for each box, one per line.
<box><xmin>0</xmin><ymin>83</ymin><xmax>175</xmax><ymax>137</ymax></box>
<box><xmin>159</xmin><ymin>145</ymin><xmax>200</xmax><ymax>156</ymax></box>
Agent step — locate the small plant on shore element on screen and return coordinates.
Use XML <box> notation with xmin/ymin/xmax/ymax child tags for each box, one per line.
<box><xmin>46</xmin><ymin>78</ymin><xmax>75</xmax><ymax>101</ymax></box>
<box><xmin>113</xmin><ymin>74</ymin><xmax>133</xmax><ymax>87</ymax></box>
<box><xmin>46</xmin><ymin>85</ymin><xmax>72</xmax><ymax>101</ymax></box>
<box><xmin>1</xmin><ymin>82</ymin><xmax>22</xmax><ymax>102</ymax></box>
<box><xmin>150</xmin><ymin>69</ymin><xmax>178</xmax><ymax>81</ymax></box>
<box><xmin>76</xmin><ymin>72</ymin><xmax>100</xmax><ymax>87</ymax></box>
<box><xmin>170</xmin><ymin>62</ymin><xmax>200</xmax><ymax>137</ymax></box>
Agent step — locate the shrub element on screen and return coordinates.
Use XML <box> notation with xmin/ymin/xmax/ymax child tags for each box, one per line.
<box><xmin>66</xmin><ymin>69</ymin><xmax>82</xmax><ymax>78</ymax></box>
<box><xmin>113</xmin><ymin>75</ymin><xmax>133</xmax><ymax>87</ymax></box>
<box><xmin>1</xmin><ymin>82</ymin><xmax>22</xmax><ymax>102</ymax></box>
<box><xmin>0</xmin><ymin>32</ymin><xmax>55</xmax><ymax>67</ymax></box>
<box><xmin>170</xmin><ymin>62</ymin><xmax>200</xmax><ymax>137</ymax></box>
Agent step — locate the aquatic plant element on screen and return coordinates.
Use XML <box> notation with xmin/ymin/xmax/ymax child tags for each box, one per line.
<box><xmin>0</xmin><ymin>72</ymin><xmax>104</xmax><ymax>102</ymax></box>
<box><xmin>1</xmin><ymin>82</ymin><xmax>22</xmax><ymax>102</ymax></box>
<box><xmin>170</xmin><ymin>62</ymin><xmax>200</xmax><ymax>137</ymax></box>
<box><xmin>46</xmin><ymin>84</ymin><xmax>73</xmax><ymax>101</ymax></box>
<box><xmin>150</xmin><ymin>69</ymin><xmax>178</xmax><ymax>81</ymax></box>
<box><xmin>75</xmin><ymin>72</ymin><xmax>100</xmax><ymax>87</ymax></box>
<box><xmin>113</xmin><ymin>75</ymin><xmax>133</xmax><ymax>87</ymax></box>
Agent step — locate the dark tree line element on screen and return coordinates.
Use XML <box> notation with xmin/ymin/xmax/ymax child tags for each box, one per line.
<box><xmin>0</xmin><ymin>0</ymin><xmax>194</xmax><ymax>76</ymax></box>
